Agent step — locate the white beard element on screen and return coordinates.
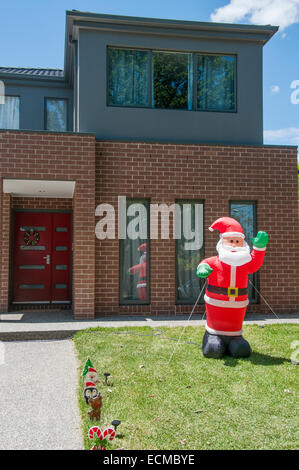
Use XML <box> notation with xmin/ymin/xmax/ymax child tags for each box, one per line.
<box><xmin>217</xmin><ymin>239</ymin><xmax>252</xmax><ymax>267</ymax></box>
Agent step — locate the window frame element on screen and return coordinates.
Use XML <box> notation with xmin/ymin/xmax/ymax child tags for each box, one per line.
<box><xmin>107</xmin><ymin>46</ymin><xmax>237</xmax><ymax>113</ymax></box>
<box><xmin>119</xmin><ymin>198</ymin><xmax>150</xmax><ymax>306</ymax></box>
<box><xmin>175</xmin><ymin>199</ymin><xmax>205</xmax><ymax>305</ymax></box>
<box><xmin>0</xmin><ymin>95</ymin><xmax>20</xmax><ymax>130</ymax></box>
<box><xmin>44</xmin><ymin>97</ymin><xmax>68</xmax><ymax>132</ymax></box>
<box><xmin>229</xmin><ymin>200</ymin><xmax>259</xmax><ymax>304</ymax></box>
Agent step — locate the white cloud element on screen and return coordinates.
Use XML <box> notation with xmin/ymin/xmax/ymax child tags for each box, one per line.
<box><xmin>210</xmin><ymin>0</ymin><xmax>299</xmax><ymax>31</ymax></box>
<box><xmin>270</xmin><ymin>85</ymin><xmax>280</xmax><ymax>94</ymax></box>
<box><xmin>264</xmin><ymin>127</ymin><xmax>299</xmax><ymax>146</ymax></box>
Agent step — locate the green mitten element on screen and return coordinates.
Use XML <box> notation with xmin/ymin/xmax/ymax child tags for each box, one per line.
<box><xmin>251</xmin><ymin>231</ymin><xmax>269</xmax><ymax>248</ymax></box>
<box><xmin>196</xmin><ymin>263</ymin><xmax>213</xmax><ymax>278</ymax></box>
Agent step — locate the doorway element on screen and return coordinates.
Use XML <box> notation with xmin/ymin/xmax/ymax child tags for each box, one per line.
<box><xmin>12</xmin><ymin>211</ymin><xmax>72</xmax><ymax>304</ymax></box>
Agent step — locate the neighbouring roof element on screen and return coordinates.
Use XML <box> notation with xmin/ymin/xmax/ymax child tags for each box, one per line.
<box><xmin>0</xmin><ymin>67</ymin><xmax>64</xmax><ymax>78</ymax></box>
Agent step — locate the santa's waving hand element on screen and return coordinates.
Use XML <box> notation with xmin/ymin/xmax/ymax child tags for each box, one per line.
<box><xmin>196</xmin><ymin>217</ymin><xmax>269</xmax><ymax>359</ymax></box>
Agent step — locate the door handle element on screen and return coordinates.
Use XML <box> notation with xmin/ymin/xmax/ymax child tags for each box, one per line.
<box><xmin>43</xmin><ymin>254</ymin><xmax>50</xmax><ymax>265</ymax></box>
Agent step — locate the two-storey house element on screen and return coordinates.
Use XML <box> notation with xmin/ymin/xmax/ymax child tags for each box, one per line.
<box><xmin>0</xmin><ymin>11</ymin><xmax>298</xmax><ymax>318</ymax></box>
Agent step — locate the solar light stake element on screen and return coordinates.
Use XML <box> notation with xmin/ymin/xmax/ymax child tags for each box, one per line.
<box><xmin>104</xmin><ymin>372</ymin><xmax>111</xmax><ymax>385</ymax></box>
<box><xmin>111</xmin><ymin>420</ymin><xmax>121</xmax><ymax>433</ymax></box>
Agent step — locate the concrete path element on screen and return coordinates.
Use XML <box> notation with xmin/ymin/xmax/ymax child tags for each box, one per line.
<box><xmin>0</xmin><ymin>311</ymin><xmax>298</xmax><ymax>341</ymax></box>
<box><xmin>0</xmin><ymin>339</ymin><xmax>83</xmax><ymax>450</ymax></box>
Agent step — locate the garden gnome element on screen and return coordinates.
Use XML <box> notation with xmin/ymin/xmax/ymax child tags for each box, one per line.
<box><xmin>84</xmin><ymin>367</ymin><xmax>99</xmax><ymax>385</ymax></box>
<box><xmin>196</xmin><ymin>217</ymin><xmax>269</xmax><ymax>359</ymax></box>
<box><xmin>128</xmin><ymin>243</ymin><xmax>147</xmax><ymax>301</ymax></box>
<box><xmin>82</xmin><ymin>358</ymin><xmax>99</xmax><ymax>385</ymax></box>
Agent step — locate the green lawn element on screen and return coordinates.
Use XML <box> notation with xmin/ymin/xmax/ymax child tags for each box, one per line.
<box><xmin>73</xmin><ymin>324</ymin><xmax>299</xmax><ymax>450</ymax></box>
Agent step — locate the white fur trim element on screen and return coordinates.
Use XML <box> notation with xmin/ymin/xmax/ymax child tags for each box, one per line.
<box><xmin>220</xmin><ymin>232</ymin><xmax>245</xmax><ymax>239</ymax></box>
<box><xmin>206</xmin><ymin>324</ymin><xmax>243</xmax><ymax>336</ymax></box>
<box><xmin>253</xmin><ymin>246</ymin><xmax>266</xmax><ymax>251</ymax></box>
<box><xmin>204</xmin><ymin>294</ymin><xmax>249</xmax><ymax>308</ymax></box>
<box><xmin>230</xmin><ymin>266</ymin><xmax>236</xmax><ymax>288</ymax></box>
<box><xmin>137</xmin><ymin>283</ymin><xmax>147</xmax><ymax>288</ymax></box>
<box><xmin>208</xmin><ymin>227</ymin><xmax>214</xmax><ymax>232</ymax></box>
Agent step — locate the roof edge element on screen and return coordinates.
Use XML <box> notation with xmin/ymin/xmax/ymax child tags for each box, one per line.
<box><xmin>65</xmin><ymin>10</ymin><xmax>278</xmax><ymax>36</ymax></box>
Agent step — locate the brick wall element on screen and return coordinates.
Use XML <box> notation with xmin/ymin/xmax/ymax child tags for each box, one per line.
<box><xmin>11</xmin><ymin>197</ymin><xmax>73</xmax><ymax>210</ymax></box>
<box><xmin>0</xmin><ymin>130</ymin><xmax>95</xmax><ymax>318</ymax></box>
<box><xmin>95</xmin><ymin>141</ymin><xmax>299</xmax><ymax>316</ymax></box>
<box><xmin>1</xmin><ymin>131</ymin><xmax>298</xmax><ymax>318</ymax></box>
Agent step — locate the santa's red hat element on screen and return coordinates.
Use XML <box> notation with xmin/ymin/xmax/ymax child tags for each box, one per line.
<box><xmin>85</xmin><ymin>381</ymin><xmax>96</xmax><ymax>388</ymax></box>
<box><xmin>209</xmin><ymin>217</ymin><xmax>245</xmax><ymax>239</ymax></box>
<box><xmin>138</xmin><ymin>243</ymin><xmax>147</xmax><ymax>252</ymax></box>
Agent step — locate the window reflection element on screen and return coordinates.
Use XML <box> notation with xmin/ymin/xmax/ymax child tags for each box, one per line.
<box><xmin>119</xmin><ymin>200</ymin><xmax>149</xmax><ymax>304</ymax></box>
<box><xmin>230</xmin><ymin>202</ymin><xmax>258</xmax><ymax>303</ymax></box>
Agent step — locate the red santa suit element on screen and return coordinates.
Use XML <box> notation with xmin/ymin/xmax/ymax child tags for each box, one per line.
<box><xmin>129</xmin><ymin>243</ymin><xmax>147</xmax><ymax>301</ymax></box>
<box><xmin>199</xmin><ymin>219</ymin><xmax>266</xmax><ymax>336</ymax></box>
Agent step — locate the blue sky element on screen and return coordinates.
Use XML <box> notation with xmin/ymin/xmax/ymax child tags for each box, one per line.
<box><xmin>0</xmin><ymin>0</ymin><xmax>298</xmax><ymax>152</ymax></box>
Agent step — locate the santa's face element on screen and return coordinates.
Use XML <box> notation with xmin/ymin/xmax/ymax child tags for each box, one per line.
<box><xmin>222</xmin><ymin>236</ymin><xmax>244</xmax><ymax>249</ymax></box>
<box><xmin>217</xmin><ymin>237</ymin><xmax>251</xmax><ymax>267</ymax></box>
<box><xmin>85</xmin><ymin>370</ymin><xmax>99</xmax><ymax>384</ymax></box>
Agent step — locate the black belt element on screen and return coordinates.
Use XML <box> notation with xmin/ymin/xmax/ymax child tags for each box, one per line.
<box><xmin>207</xmin><ymin>284</ymin><xmax>248</xmax><ymax>297</ymax></box>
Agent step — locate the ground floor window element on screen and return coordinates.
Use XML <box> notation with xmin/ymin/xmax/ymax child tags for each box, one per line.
<box><xmin>119</xmin><ymin>199</ymin><xmax>150</xmax><ymax>304</ymax></box>
<box><xmin>175</xmin><ymin>200</ymin><xmax>204</xmax><ymax>304</ymax></box>
<box><xmin>230</xmin><ymin>201</ymin><xmax>259</xmax><ymax>303</ymax></box>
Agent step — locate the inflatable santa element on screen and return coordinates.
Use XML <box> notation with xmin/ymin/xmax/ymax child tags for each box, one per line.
<box><xmin>128</xmin><ymin>243</ymin><xmax>147</xmax><ymax>301</ymax></box>
<box><xmin>196</xmin><ymin>217</ymin><xmax>268</xmax><ymax>359</ymax></box>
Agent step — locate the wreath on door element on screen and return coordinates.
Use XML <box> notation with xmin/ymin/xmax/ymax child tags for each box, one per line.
<box><xmin>23</xmin><ymin>229</ymin><xmax>40</xmax><ymax>246</ymax></box>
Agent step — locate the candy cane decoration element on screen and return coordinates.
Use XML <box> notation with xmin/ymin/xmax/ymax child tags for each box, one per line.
<box><xmin>102</xmin><ymin>427</ymin><xmax>116</xmax><ymax>442</ymax></box>
<box><xmin>88</xmin><ymin>426</ymin><xmax>115</xmax><ymax>450</ymax></box>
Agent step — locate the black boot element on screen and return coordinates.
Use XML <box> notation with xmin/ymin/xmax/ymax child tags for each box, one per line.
<box><xmin>227</xmin><ymin>336</ymin><xmax>251</xmax><ymax>358</ymax></box>
<box><xmin>202</xmin><ymin>331</ymin><xmax>226</xmax><ymax>359</ymax></box>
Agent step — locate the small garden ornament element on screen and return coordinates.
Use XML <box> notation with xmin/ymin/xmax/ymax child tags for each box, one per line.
<box><xmin>82</xmin><ymin>359</ymin><xmax>100</xmax><ymax>385</ymax></box>
<box><xmin>84</xmin><ymin>381</ymin><xmax>100</xmax><ymax>404</ymax></box>
<box><xmin>196</xmin><ymin>216</ymin><xmax>268</xmax><ymax>359</ymax></box>
<box><xmin>88</xmin><ymin>394</ymin><xmax>103</xmax><ymax>421</ymax></box>
<box><xmin>88</xmin><ymin>426</ymin><xmax>116</xmax><ymax>450</ymax></box>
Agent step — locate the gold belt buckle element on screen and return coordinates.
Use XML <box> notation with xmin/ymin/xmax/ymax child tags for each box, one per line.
<box><xmin>228</xmin><ymin>287</ymin><xmax>238</xmax><ymax>297</ymax></box>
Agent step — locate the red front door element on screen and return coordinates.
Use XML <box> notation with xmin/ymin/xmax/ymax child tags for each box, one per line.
<box><xmin>13</xmin><ymin>212</ymin><xmax>71</xmax><ymax>304</ymax></box>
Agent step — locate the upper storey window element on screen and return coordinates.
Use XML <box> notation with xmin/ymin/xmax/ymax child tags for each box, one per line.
<box><xmin>197</xmin><ymin>55</ymin><xmax>235</xmax><ymax>111</ymax></box>
<box><xmin>152</xmin><ymin>51</ymin><xmax>192</xmax><ymax>110</ymax></box>
<box><xmin>108</xmin><ymin>47</ymin><xmax>236</xmax><ymax>112</ymax></box>
<box><xmin>108</xmin><ymin>48</ymin><xmax>149</xmax><ymax>107</ymax></box>
<box><xmin>45</xmin><ymin>98</ymin><xmax>68</xmax><ymax>132</ymax></box>
<box><xmin>0</xmin><ymin>96</ymin><xmax>20</xmax><ymax>129</ymax></box>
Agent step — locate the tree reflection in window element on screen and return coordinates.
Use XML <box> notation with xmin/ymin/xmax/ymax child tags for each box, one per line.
<box><xmin>46</xmin><ymin>98</ymin><xmax>67</xmax><ymax>132</ymax></box>
<box><xmin>152</xmin><ymin>52</ymin><xmax>192</xmax><ymax>110</ymax></box>
<box><xmin>230</xmin><ymin>201</ymin><xmax>258</xmax><ymax>303</ymax></box>
<box><xmin>108</xmin><ymin>48</ymin><xmax>149</xmax><ymax>107</ymax></box>
<box><xmin>197</xmin><ymin>55</ymin><xmax>236</xmax><ymax>111</ymax></box>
